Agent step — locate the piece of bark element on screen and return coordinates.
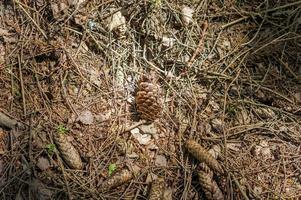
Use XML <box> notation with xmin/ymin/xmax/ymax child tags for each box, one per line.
<box><xmin>0</xmin><ymin>112</ymin><xmax>19</xmax><ymax>129</ymax></box>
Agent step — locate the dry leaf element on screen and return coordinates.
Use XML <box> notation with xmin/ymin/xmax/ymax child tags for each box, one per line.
<box><xmin>107</xmin><ymin>9</ymin><xmax>126</xmax><ymax>38</ymax></box>
<box><xmin>181</xmin><ymin>6</ymin><xmax>194</xmax><ymax>26</ymax></box>
<box><xmin>139</xmin><ymin>123</ymin><xmax>157</xmax><ymax>135</ymax></box>
<box><xmin>54</xmin><ymin>133</ymin><xmax>83</xmax><ymax>169</ymax></box>
<box><xmin>131</xmin><ymin>128</ymin><xmax>152</xmax><ymax>145</ymax></box>
<box><xmin>155</xmin><ymin>155</ymin><xmax>167</xmax><ymax>167</ymax></box>
<box><xmin>185</xmin><ymin>139</ymin><xmax>223</xmax><ymax>174</ymax></box>
<box><xmin>30</xmin><ymin>178</ymin><xmax>53</xmax><ymax>200</ymax></box>
<box><xmin>36</xmin><ymin>157</ymin><xmax>51</xmax><ymax>171</ymax></box>
<box><xmin>162</xmin><ymin>36</ymin><xmax>175</xmax><ymax>48</ymax></box>
<box><xmin>0</xmin><ymin>28</ymin><xmax>10</xmax><ymax>36</ymax></box>
<box><xmin>76</xmin><ymin>110</ymin><xmax>94</xmax><ymax>125</ymax></box>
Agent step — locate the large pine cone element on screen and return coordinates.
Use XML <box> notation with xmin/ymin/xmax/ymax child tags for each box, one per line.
<box><xmin>136</xmin><ymin>74</ymin><xmax>162</xmax><ymax>121</ymax></box>
<box><xmin>54</xmin><ymin>133</ymin><xmax>83</xmax><ymax>170</ymax></box>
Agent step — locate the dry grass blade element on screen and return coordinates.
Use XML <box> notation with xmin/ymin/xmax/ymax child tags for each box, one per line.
<box><xmin>198</xmin><ymin>171</ymin><xmax>224</xmax><ymax>200</ymax></box>
<box><xmin>148</xmin><ymin>178</ymin><xmax>165</xmax><ymax>200</ymax></box>
<box><xmin>54</xmin><ymin>133</ymin><xmax>83</xmax><ymax>170</ymax></box>
<box><xmin>185</xmin><ymin>139</ymin><xmax>223</xmax><ymax>174</ymax></box>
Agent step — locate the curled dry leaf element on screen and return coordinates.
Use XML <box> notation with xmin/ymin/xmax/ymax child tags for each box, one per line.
<box><xmin>185</xmin><ymin>139</ymin><xmax>223</xmax><ymax>174</ymax></box>
<box><xmin>54</xmin><ymin>133</ymin><xmax>83</xmax><ymax>169</ymax></box>
<box><xmin>30</xmin><ymin>178</ymin><xmax>53</xmax><ymax>200</ymax></box>
<box><xmin>76</xmin><ymin>110</ymin><xmax>94</xmax><ymax>125</ymax></box>
<box><xmin>131</xmin><ymin>128</ymin><xmax>152</xmax><ymax>145</ymax></box>
<box><xmin>50</xmin><ymin>2</ymin><xmax>68</xmax><ymax>19</ymax></box>
<box><xmin>154</xmin><ymin>154</ymin><xmax>167</xmax><ymax>167</ymax></box>
<box><xmin>162</xmin><ymin>36</ymin><xmax>175</xmax><ymax>48</ymax></box>
<box><xmin>148</xmin><ymin>178</ymin><xmax>165</xmax><ymax>200</ymax></box>
<box><xmin>181</xmin><ymin>6</ymin><xmax>194</xmax><ymax>26</ymax></box>
<box><xmin>108</xmin><ymin>10</ymin><xmax>126</xmax><ymax>38</ymax></box>
<box><xmin>198</xmin><ymin>171</ymin><xmax>224</xmax><ymax>200</ymax></box>
<box><xmin>36</xmin><ymin>157</ymin><xmax>51</xmax><ymax>171</ymax></box>
<box><xmin>100</xmin><ymin>166</ymin><xmax>140</xmax><ymax>192</ymax></box>
<box><xmin>136</xmin><ymin>75</ymin><xmax>162</xmax><ymax>121</ymax></box>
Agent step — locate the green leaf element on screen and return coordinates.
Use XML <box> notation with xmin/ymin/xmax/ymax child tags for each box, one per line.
<box><xmin>57</xmin><ymin>125</ymin><xmax>69</xmax><ymax>135</ymax></box>
<box><xmin>108</xmin><ymin>163</ymin><xmax>117</xmax><ymax>176</ymax></box>
<box><xmin>46</xmin><ymin>143</ymin><xmax>56</xmax><ymax>154</ymax></box>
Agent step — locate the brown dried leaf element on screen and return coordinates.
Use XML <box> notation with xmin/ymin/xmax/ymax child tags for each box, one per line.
<box><xmin>198</xmin><ymin>171</ymin><xmax>224</xmax><ymax>200</ymax></box>
<box><xmin>185</xmin><ymin>139</ymin><xmax>223</xmax><ymax>174</ymax></box>
<box><xmin>36</xmin><ymin>157</ymin><xmax>51</xmax><ymax>171</ymax></box>
<box><xmin>148</xmin><ymin>178</ymin><xmax>165</xmax><ymax>200</ymax></box>
<box><xmin>54</xmin><ymin>133</ymin><xmax>82</xmax><ymax>169</ymax></box>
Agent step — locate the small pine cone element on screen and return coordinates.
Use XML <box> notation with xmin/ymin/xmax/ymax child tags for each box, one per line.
<box><xmin>54</xmin><ymin>133</ymin><xmax>83</xmax><ymax>170</ymax></box>
<box><xmin>148</xmin><ymin>178</ymin><xmax>165</xmax><ymax>200</ymax></box>
<box><xmin>185</xmin><ymin>139</ymin><xmax>223</xmax><ymax>174</ymax></box>
<box><xmin>100</xmin><ymin>166</ymin><xmax>140</xmax><ymax>192</ymax></box>
<box><xmin>198</xmin><ymin>171</ymin><xmax>224</xmax><ymax>200</ymax></box>
<box><xmin>136</xmin><ymin>75</ymin><xmax>162</xmax><ymax>121</ymax></box>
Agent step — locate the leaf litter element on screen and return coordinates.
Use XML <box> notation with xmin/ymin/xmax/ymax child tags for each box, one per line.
<box><xmin>0</xmin><ymin>0</ymin><xmax>301</xmax><ymax>199</ymax></box>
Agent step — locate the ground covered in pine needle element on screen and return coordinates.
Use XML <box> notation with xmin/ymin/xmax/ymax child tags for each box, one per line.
<box><xmin>0</xmin><ymin>0</ymin><xmax>301</xmax><ymax>199</ymax></box>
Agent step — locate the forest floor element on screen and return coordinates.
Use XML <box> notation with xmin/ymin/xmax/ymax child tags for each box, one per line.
<box><xmin>0</xmin><ymin>0</ymin><xmax>301</xmax><ymax>199</ymax></box>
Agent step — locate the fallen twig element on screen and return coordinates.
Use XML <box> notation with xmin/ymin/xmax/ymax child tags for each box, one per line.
<box><xmin>0</xmin><ymin>112</ymin><xmax>20</xmax><ymax>129</ymax></box>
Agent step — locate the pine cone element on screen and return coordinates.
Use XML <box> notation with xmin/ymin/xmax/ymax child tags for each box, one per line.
<box><xmin>185</xmin><ymin>139</ymin><xmax>223</xmax><ymax>174</ymax></box>
<box><xmin>148</xmin><ymin>178</ymin><xmax>165</xmax><ymax>200</ymax></box>
<box><xmin>54</xmin><ymin>133</ymin><xmax>83</xmax><ymax>170</ymax></box>
<box><xmin>198</xmin><ymin>171</ymin><xmax>224</xmax><ymax>200</ymax></box>
<box><xmin>136</xmin><ymin>75</ymin><xmax>162</xmax><ymax>121</ymax></box>
<box><xmin>100</xmin><ymin>167</ymin><xmax>138</xmax><ymax>192</ymax></box>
